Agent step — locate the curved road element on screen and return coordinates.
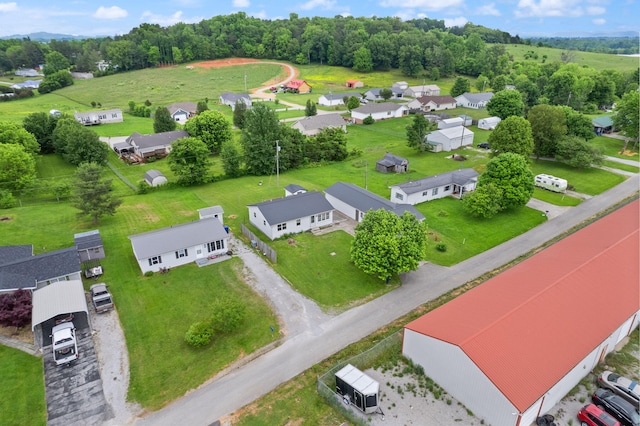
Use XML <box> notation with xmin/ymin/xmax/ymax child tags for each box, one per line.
<box><xmin>135</xmin><ymin>166</ymin><xmax>639</xmax><ymax>425</ymax></box>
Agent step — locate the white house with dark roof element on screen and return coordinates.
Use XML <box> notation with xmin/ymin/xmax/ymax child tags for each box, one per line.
<box><xmin>128</xmin><ymin>217</ymin><xmax>229</xmax><ymax>274</ymax></box>
<box><xmin>117</xmin><ymin>129</ymin><xmax>189</xmax><ymax>159</ymax></box>
<box><xmin>425</xmin><ymin>127</ymin><xmax>474</xmax><ymax>152</ymax></box>
<box><xmin>291</xmin><ymin>113</ymin><xmax>346</xmax><ymax>136</ymax></box>
<box><xmin>324</xmin><ymin>182</ymin><xmax>424</xmax><ymax>223</ymax></box>
<box><xmin>390</xmin><ymin>169</ymin><xmax>479</xmax><ymax>205</ymax></box>
<box><xmin>363</xmin><ymin>87</ymin><xmax>404</xmax><ymax>101</ymax></box>
<box><xmin>403</xmin><ymin>84</ymin><xmax>441</xmax><ymax>98</ymax></box>
<box><xmin>167</xmin><ymin>102</ymin><xmax>197</xmax><ymax>124</ymax></box>
<box><xmin>248</xmin><ymin>191</ymin><xmax>334</xmax><ymax>240</ymax></box>
<box><xmin>219</xmin><ymin>92</ymin><xmax>252</xmax><ymax>110</ymax></box>
<box><xmin>455</xmin><ymin>92</ymin><xmax>494</xmax><ymax>109</ymax></box>
<box><xmin>407</xmin><ymin>95</ymin><xmax>457</xmax><ymax>112</ymax></box>
<box><xmin>351</xmin><ymin>102</ymin><xmax>409</xmax><ymax>124</ymax></box>
<box><xmin>318</xmin><ymin>92</ymin><xmax>362</xmax><ymax>106</ymax></box>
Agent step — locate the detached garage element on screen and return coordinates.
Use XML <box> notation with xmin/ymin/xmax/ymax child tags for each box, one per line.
<box><xmin>403</xmin><ymin>200</ymin><xmax>640</xmax><ymax>426</ymax></box>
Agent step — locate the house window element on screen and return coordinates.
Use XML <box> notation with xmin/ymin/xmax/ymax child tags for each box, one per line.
<box><xmin>310</xmin><ymin>215</ymin><xmax>315</xmax><ymax>224</ymax></box>
<box><xmin>253</xmin><ymin>212</ymin><xmax>256</xmax><ymax>218</ymax></box>
<box><xmin>432</xmin><ymin>188</ymin><xmax>439</xmax><ymax>196</ymax></box>
<box><xmin>99</xmin><ymin>114</ymin><xmax>106</xmax><ymax>119</ymax></box>
<box><xmin>444</xmin><ymin>185</ymin><xmax>451</xmax><ymax>191</ymax></box>
<box><xmin>112</xmin><ymin>113</ymin><xmax>118</xmax><ymax>118</ymax></box>
<box><xmin>277</xmin><ymin>223</ymin><xmax>287</xmax><ymax>231</ymax></box>
<box><xmin>175</xmin><ymin>248</ymin><xmax>188</xmax><ymax>259</ymax></box>
<box><xmin>148</xmin><ymin>256</ymin><xmax>162</xmax><ymax>266</ymax></box>
<box><xmin>216</xmin><ymin>240</ymin><xmax>224</xmax><ymax>250</ymax></box>
<box><xmin>296</xmin><ymin>219</ymin><xmax>301</xmax><ymax>226</ymax></box>
<box><xmin>317</xmin><ymin>212</ymin><xmax>330</xmax><ymax>222</ymax></box>
<box><xmin>395</xmin><ymin>193</ymin><xmax>404</xmax><ymax>201</ymax></box>
<box><xmin>207</xmin><ymin>240</ymin><xmax>225</xmax><ymax>252</ymax></box>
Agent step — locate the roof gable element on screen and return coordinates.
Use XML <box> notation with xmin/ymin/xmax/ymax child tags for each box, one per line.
<box><xmin>405</xmin><ymin>200</ymin><xmax>640</xmax><ymax>412</ymax></box>
<box><xmin>249</xmin><ymin>191</ymin><xmax>334</xmax><ymax>224</ymax></box>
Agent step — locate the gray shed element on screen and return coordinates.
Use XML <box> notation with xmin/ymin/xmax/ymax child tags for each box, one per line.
<box><xmin>144</xmin><ymin>169</ymin><xmax>168</xmax><ymax>187</ymax></box>
<box><xmin>376</xmin><ymin>153</ymin><xmax>408</xmax><ymax>173</ymax></box>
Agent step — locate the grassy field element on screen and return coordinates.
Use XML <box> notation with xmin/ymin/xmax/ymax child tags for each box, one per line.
<box><xmin>529</xmin><ymin>159</ymin><xmax>627</xmax><ymax>195</ymax></box>
<box><xmin>0</xmin><ymin>345</ymin><xmax>46</xmax><ymax>426</ymax></box>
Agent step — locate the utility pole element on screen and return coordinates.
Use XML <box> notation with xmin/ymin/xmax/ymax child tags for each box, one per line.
<box><xmin>365</xmin><ymin>159</ymin><xmax>368</xmax><ymax>189</ymax></box>
<box><xmin>244</xmin><ymin>73</ymin><xmax>247</xmax><ymax>93</ymax></box>
<box><xmin>276</xmin><ymin>140</ymin><xmax>281</xmax><ymax>187</ymax></box>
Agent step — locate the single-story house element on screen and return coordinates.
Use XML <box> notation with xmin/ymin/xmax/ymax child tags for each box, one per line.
<box><xmin>407</xmin><ymin>95</ymin><xmax>457</xmax><ymax>112</ymax></box>
<box><xmin>592</xmin><ymin>115</ymin><xmax>614</xmax><ymax>135</ymax></box>
<box><xmin>478</xmin><ymin>116</ymin><xmax>502</xmax><ymax>130</ymax></box>
<box><xmin>284</xmin><ymin>184</ymin><xmax>307</xmax><ymax>197</ymax></box>
<box><xmin>167</xmin><ymin>102</ymin><xmax>197</xmax><ymax>124</ymax></box>
<box><xmin>318</xmin><ymin>92</ymin><xmax>362</xmax><ymax>107</ymax></box>
<box><xmin>404</xmin><ymin>84</ymin><xmax>441</xmax><ymax>98</ymax></box>
<box><xmin>351</xmin><ymin>102</ymin><xmax>409</xmax><ymax>124</ymax></box>
<box><xmin>198</xmin><ymin>205</ymin><xmax>224</xmax><ymax>224</ymax></box>
<box><xmin>376</xmin><ymin>153</ymin><xmax>408</xmax><ymax>174</ymax></box>
<box><xmin>15</xmin><ymin>68</ymin><xmax>41</xmax><ymax>77</ymax></box>
<box><xmin>324</xmin><ymin>182</ymin><xmax>424</xmax><ymax>223</ymax></box>
<box><xmin>248</xmin><ymin>191</ymin><xmax>334</xmax><ymax>240</ymax></box>
<box><xmin>284</xmin><ymin>79</ymin><xmax>312</xmax><ymax>94</ymax></box>
<box><xmin>346</xmin><ymin>79</ymin><xmax>364</xmax><ymax>89</ymax></box>
<box><xmin>425</xmin><ymin>126</ymin><xmax>474</xmax><ymax>152</ymax></box>
<box><xmin>455</xmin><ymin>92</ymin><xmax>494</xmax><ymax>109</ymax></box>
<box><xmin>402</xmin><ymin>200</ymin><xmax>640</xmax><ymax>426</ymax></box>
<box><xmin>219</xmin><ymin>92</ymin><xmax>252</xmax><ymax>110</ymax></box>
<box><xmin>437</xmin><ymin>117</ymin><xmax>464</xmax><ymax>129</ymax></box>
<box><xmin>75</xmin><ymin>109</ymin><xmax>124</xmax><ymax>126</ymax></box>
<box><xmin>0</xmin><ymin>246</ymin><xmax>82</xmax><ymax>293</ymax></box>
<box><xmin>291</xmin><ymin>113</ymin><xmax>347</xmax><ymax>136</ymax></box>
<box><xmin>389</xmin><ymin>168</ymin><xmax>479</xmax><ymax>205</ymax></box>
<box><xmin>128</xmin><ymin>216</ymin><xmax>230</xmax><ymax>274</ymax></box>
<box><xmin>363</xmin><ymin>88</ymin><xmax>404</xmax><ymax>101</ymax></box>
<box><xmin>392</xmin><ymin>81</ymin><xmax>409</xmax><ymax>91</ymax></box>
<box><xmin>31</xmin><ymin>280</ymin><xmax>90</xmax><ymax>348</ymax></box>
<box><xmin>74</xmin><ymin>230</ymin><xmax>105</xmax><ymax>263</ymax></box>
<box><xmin>144</xmin><ymin>169</ymin><xmax>168</xmax><ymax>187</ymax></box>
<box><xmin>11</xmin><ymin>80</ymin><xmax>42</xmax><ymax>89</ymax></box>
<box><xmin>117</xmin><ymin>129</ymin><xmax>189</xmax><ymax>159</ymax></box>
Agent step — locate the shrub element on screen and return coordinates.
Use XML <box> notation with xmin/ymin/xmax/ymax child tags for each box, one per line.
<box><xmin>144</xmin><ymin>271</ymin><xmax>154</xmax><ymax>277</ymax></box>
<box><xmin>137</xmin><ymin>181</ymin><xmax>151</xmax><ymax>194</ymax></box>
<box><xmin>184</xmin><ymin>321</ymin><xmax>213</xmax><ymax>348</ymax></box>
<box><xmin>435</xmin><ymin>243</ymin><xmax>447</xmax><ymax>252</ymax></box>
<box><xmin>210</xmin><ymin>297</ymin><xmax>246</xmax><ymax>334</ymax></box>
<box><xmin>363</xmin><ymin>115</ymin><xmax>375</xmax><ymax>125</ymax></box>
<box><xmin>0</xmin><ymin>190</ymin><xmax>17</xmax><ymax>209</ymax></box>
<box><xmin>0</xmin><ymin>289</ymin><xmax>32</xmax><ymax>328</ymax></box>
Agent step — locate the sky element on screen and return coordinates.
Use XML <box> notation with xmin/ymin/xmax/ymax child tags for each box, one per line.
<box><xmin>0</xmin><ymin>0</ymin><xmax>638</xmax><ymax>39</ymax></box>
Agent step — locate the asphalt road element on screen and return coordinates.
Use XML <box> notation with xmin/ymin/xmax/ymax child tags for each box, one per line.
<box><xmin>136</xmin><ymin>173</ymin><xmax>639</xmax><ymax>426</ymax></box>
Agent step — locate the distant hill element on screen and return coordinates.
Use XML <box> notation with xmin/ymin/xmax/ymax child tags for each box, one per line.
<box><xmin>0</xmin><ymin>32</ymin><xmax>92</xmax><ymax>41</ymax></box>
<box><xmin>525</xmin><ymin>34</ymin><xmax>639</xmax><ymax>55</ymax></box>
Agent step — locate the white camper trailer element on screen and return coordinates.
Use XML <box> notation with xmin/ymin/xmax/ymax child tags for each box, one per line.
<box><xmin>534</xmin><ymin>174</ymin><xmax>567</xmax><ymax>193</ymax></box>
<box><xmin>335</xmin><ymin>364</ymin><xmax>380</xmax><ymax>414</ymax></box>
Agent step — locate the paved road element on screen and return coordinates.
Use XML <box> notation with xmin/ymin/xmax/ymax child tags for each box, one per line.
<box><xmin>136</xmin><ymin>172</ymin><xmax>639</xmax><ymax>426</ymax></box>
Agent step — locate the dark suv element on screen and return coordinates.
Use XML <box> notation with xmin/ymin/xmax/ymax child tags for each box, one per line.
<box><xmin>592</xmin><ymin>388</ymin><xmax>640</xmax><ymax>426</ymax></box>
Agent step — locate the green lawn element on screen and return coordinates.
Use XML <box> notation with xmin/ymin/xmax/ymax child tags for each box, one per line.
<box><xmin>533</xmin><ymin>188</ymin><xmax>582</xmax><ymax>206</ymax></box>
<box><xmin>529</xmin><ymin>159</ymin><xmax>627</xmax><ymax>195</ymax></box>
<box><xmin>589</xmin><ymin>134</ymin><xmax>639</xmax><ymax>160</ymax></box>
<box><xmin>0</xmin><ymin>345</ymin><xmax>46</xmax><ymax>426</ymax></box>
<box><xmin>602</xmin><ymin>160</ymin><xmax>639</xmax><ymax>173</ymax></box>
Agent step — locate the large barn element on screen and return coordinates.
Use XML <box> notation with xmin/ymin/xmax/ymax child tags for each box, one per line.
<box><xmin>402</xmin><ymin>200</ymin><xmax>640</xmax><ymax>426</ymax></box>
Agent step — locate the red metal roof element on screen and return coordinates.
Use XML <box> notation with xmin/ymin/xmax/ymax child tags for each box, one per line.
<box><xmin>405</xmin><ymin>200</ymin><xmax>640</xmax><ymax>412</ymax></box>
<box><xmin>287</xmin><ymin>79</ymin><xmax>306</xmax><ymax>88</ymax></box>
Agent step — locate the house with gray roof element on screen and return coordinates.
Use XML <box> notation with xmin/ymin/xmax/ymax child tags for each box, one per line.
<box><xmin>0</xmin><ymin>246</ymin><xmax>82</xmax><ymax>293</ymax></box>
<box><xmin>318</xmin><ymin>92</ymin><xmax>362</xmax><ymax>107</ymax></box>
<box><xmin>324</xmin><ymin>182</ymin><xmax>424</xmax><ymax>223</ymax></box>
<box><xmin>219</xmin><ymin>92</ymin><xmax>252</xmax><ymax>110</ymax></box>
<box><xmin>291</xmin><ymin>113</ymin><xmax>347</xmax><ymax>136</ymax></box>
<box><xmin>351</xmin><ymin>102</ymin><xmax>409</xmax><ymax>124</ymax></box>
<box><xmin>198</xmin><ymin>205</ymin><xmax>224</xmax><ymax>224</ymax></box>
<box><xmin>454</xmin><ymin>92</ymin><xmax>494</xmax><ymax>109</ymax></box>
<box><xmin>390</xmin><ymin>169</ymin><xmax>479</xmax><ymax>205</ymax></box>
<box><xmin>404</xmin><ymin>84</ymin><xmax>441</xmax><ymax>98</ymax></box>
<box><xmin>284</xmin><ymin>184</ymin><xmax>307</xmax><ymax>197</ymax></box>
<box><xmin>248</xmin><ymin>191</ymin><xmax>334</xmax><ymax>240</ymax></box>
<box><xmin>167</xmin><ymin>102</ymin><xmax>197</xmax><ymax>124</ymax></box>
<box><xmin>363</xmin><ymin>87</ymin><xmax>404</xmax><ymax>102</ymax></box>
<box><xmin>128</xmin><ymin>217</ymin><xmax>229</xmax><ymax>274</ymax></box>
<box><xmin>119</xmin><ymin>129</ymin><xmax>189</xmax><ymax>159</ymax></box>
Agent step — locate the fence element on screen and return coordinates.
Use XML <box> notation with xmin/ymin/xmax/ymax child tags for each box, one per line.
<box><xmin>240</xmin><ymin>224</ymin><xmax>277</xmax><ymax>263</ymax></box>
<box><xmin>316</xmin><ymin>331</ymin><xmax>403</xmax><ymax>425</ymax></box>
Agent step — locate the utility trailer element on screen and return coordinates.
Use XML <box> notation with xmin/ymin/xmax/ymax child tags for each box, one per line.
<box><xmin>335</xmin><ymin>364</ymin><xmax>380</xmax><ymax>414</ymax></box>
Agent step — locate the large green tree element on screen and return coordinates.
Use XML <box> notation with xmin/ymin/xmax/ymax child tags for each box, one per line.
<box><xmin>352</xmin><ymin>46</ymin><xmax>373</xmax><ymax>72</ymax></box>
<box><xmin>153</xmin><ymin>107</ymin><xmax>177</xmax><ymax>133</ymax></box>
<box><xmin>240</xmin><ymin>104</ymin><xmax>281</xmax><ymax>175</ymax></box>
<box><xmin>561</xmin><ymin>106</ymin><xmax>595</xmax><ymax>141</ymax></box>
<box><xmin>479</xmin><ymin>153</ymin><xmax>534</xmax><ymax>211</ymax></box>
<box><xmin>43</xmin><ymin>51</ymin><xmax>70</xmax><ymax>76</ymax></box>
<box><xmin>0</xmin><ymin>143</ymin><xmax>36</xmax><ymax>191</ymax></box>
<box><xmin>185</xmin><ymin>110</ymin><xmax>232</xmax><ymax>154</ymax></box>
<box><xmin>220</xmin><ymin>141</ymin><xmax>243</xmax><ymax>178</ymax></box>
<box><xmin>613</xmin><ymin>91</ymin><xmax>640</xmax><ymax>153</ymax></box>
<box><xmin>350</xmin><ymin>210</ymin><xmax>427</xmax><ymax>281</ymax></box>
<box><xmin>72</xmin><ymin>162</ymin><xmax>122</xmax><ymax>224</ymax></box>
<box><xmin>555</xmin><ymin>135</ymin><xmax>604</xmax><ymax>169</ymax></box>
<box><xmin>486</xmin><ymin>89</ymin><xmax>525</xmax><ymax>119</ymax></box>
<box><xmin>0</xmin><ymin>122</ymin><xmax>40</xmax><ymax>156</ymax></box>
<box><xmin>167</xmin><ymin>137</ymin><xmax>211</xmax><ymax>185</ymax></box>
<box><xmin>406</xmin><ymin>113</ymin><xmax>434</xmax><ymax>152</ymax></box>
<box><xmin>487</xmin><ymin>116</ymin><xmax>534</xmax><ymax>158</ymax></box>
<box><xmin>527</xmin><ymin>104</ymin><xmax>567</xmax><ymax>159</ymax></box>
<box><xmin>450</xmin><ymin>77</ymin><xmax>470</xmax><ymax>97</ymax></box>
<box><xmin>233</xmin><ymin>100</ymin><xmax>248</xmax><ymax>129</ymax></box>
<box><xmin>22</xmin><ymin>112</ymin><xmax>60</xmax><ymax>154</ymax></box>
<box><xmin>461</xmin><ymin>182</ymin><xmax>503</xmax><ymax>219</ymax></box>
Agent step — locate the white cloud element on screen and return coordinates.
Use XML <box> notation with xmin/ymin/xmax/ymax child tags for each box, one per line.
<box><xmin>0</xmin><ymin>2</ymin><xmax>17</xmax><ymax>12</ymax></box>
<box><xmin>140</xmin><ymin>10</ymin><xmax>202</xmax><ymax>26</ymax></box>
<box><xmin>93</xmin><ymin>6</ymin><xmax>128</xmax><ymax>20</ymax></box>
<box><xmin>586</xmin><ymin>6</ymin><xmax>606</xmax><ymax>15</ymax></box>
<box><xmin>592</xmin><ymin>18</ymin><xmax>606</xmax><ymax>25</ymax></box>
<box><xmin>379</xmin><ymin>0</ymin><xmax>464</xmax><ymax>11</ymax></box>
<box><xmin>298</xmin><ymin>0</ymin><xmax>337</xmax><ymax>11</ymax></box>
<box><xmin>476</xmin><ymin>3</ymin><xmax>501</xmax><ymax>16</ymax></box>
<box><xmin>515</xmin><ymin>0</ymin><xmax>586</xmax><ymax>18</ymax></box>
<box><xmin>233</xmin><ymin>0</ymin><xmax>250</xmax><ymax>7</ymax></box>
<box><xmin>445</xmin><ymin>16</ymin><xmax>469</xmax><ymax>27</ymax></box>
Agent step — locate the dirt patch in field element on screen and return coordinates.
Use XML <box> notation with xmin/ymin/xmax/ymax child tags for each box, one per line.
<box><xmin>122</xmin><ymin>203</ymin><xmax>160</xmax><ymax>223</ymax></box>
<box><xmin>192</xmin><ymin>58</ymin><xmax>262</xmax><ymax>69</ymax></box>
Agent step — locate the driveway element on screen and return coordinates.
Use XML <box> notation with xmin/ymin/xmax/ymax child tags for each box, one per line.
<box><xmin>136</xmin><ymin>174</ymin><xmax>639</xmax><ymax>426</ymax></box>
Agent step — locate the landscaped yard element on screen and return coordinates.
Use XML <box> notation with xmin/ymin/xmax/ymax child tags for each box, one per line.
<box><xmin>0</xmin><ymin>345</ymin><xmax>46</xmax><ymax>426</ymax></box>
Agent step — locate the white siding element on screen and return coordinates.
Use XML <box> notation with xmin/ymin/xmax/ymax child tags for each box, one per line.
<box><xmin>135</xmin><ymin>239</ymin><xmax>227</xmax><ymax>274</ymax></box>
<box><xmin>248</xmin><ymin>205</ymin><xmax>274</xmax><ymax>240</ymax></box>
<box><xmin>325</xmin><ymin>194</ymin><xmax>361</xmax><ymax>222</ymax></box>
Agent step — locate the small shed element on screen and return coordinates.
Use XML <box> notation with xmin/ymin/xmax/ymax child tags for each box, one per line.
<box><xmin>198</xmin><ymin>205</ymin><xmax>224</xmax><ymax>225</ymax></box>
<box><xmin>534</xmin><ymin>174</ymin><xmax>567</xmax><ymax>193</ymax></box>
<box><xmin>284</xmin><ymin>184</ymin><xmax>307</xmax><ymax>197</ymax></box>
<box><xmin>335</xmin><ymin>364</ymin><xmax>380</xmax><ymax>414</ymax></box>
<box><xmin>438</xmin><ymin>117</ymin><xmax>464</xmax><ymax>129</ymax></box>
<box><xmin>144</xmin><ymin>169</ymin><xmax>168</xmax><ymax>187</ymax></box>
<box><xmin>459</xmin><ymin>114</ymin><xmax>473</xmax><ymax>126</ymax></box>
<box><xmin>346</xmin><ymin>79</ymin><xmax>363</xmax><ymax>89</ymax></box>
<box><xmin>478</xmin><ymin>116</ymin><xmax>502</xmax><ymax>130</ymax></box>
<box><xmin>376</xmin><ymin>153</ymin><xmax>408</xmax><ymax>173</ymax></box>
<box><xmin>74</xmin><ymin>229</ymin><xmax>105</xmax><ymax>263</ymax></box>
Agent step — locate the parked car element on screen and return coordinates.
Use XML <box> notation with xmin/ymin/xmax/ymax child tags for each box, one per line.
<box><xmin>90</xmin><ymin>283</ymin><xmax>114</xmax><ymax>313</ymax></box>
<box><xmin>51</xmin><ymin>321</ymin><xmax>78</xmax><ymax>366</ymax></box>
<box><xmin>592</xmin><ymin>388</ymin><xmax>640</xmax><ymax>426</ymax></box>
<box><xmin>599</xmin><ymin>371</ymin><xmax>640</xmax><ymax>407</ymax></box>
<box><xmin>477</xmin><ymin>141</ymin><xmax>490</xmax><ymax>149</ymax></box>
<box><xmin>578</xmin><ymin>403</ymin><xmax>621</xmax><ymax>426</ymax></box>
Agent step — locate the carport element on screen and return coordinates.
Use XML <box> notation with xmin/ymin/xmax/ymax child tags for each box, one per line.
<box><xmin>32</xmin><ymin>280</ymin><xmax>91</xmax><ymax>348</ymax></box>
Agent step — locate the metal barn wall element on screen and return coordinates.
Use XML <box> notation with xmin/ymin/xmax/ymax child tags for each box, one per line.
<box><xmin>403</xmin><ymin>330</ymin><xmax>518</xmax><ymax>426</ymax></box>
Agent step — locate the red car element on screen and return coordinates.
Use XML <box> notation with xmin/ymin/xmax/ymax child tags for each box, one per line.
<box><xmin>578</xmin><ymin>403</ymin><xmax>621</xmax><ymax>426</ymax></box>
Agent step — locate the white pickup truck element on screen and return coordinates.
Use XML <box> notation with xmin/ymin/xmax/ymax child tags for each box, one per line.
<box><xmin>51</xmin><ymin>322</ymin><xmax>79</xmax><ymax>366</ymax></box>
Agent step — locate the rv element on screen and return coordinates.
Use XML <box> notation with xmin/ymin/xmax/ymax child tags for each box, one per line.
<box><xmin>535</xmin><ymin>174</ymin><xmax>567</xmax><ymax>193</ymax></box>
